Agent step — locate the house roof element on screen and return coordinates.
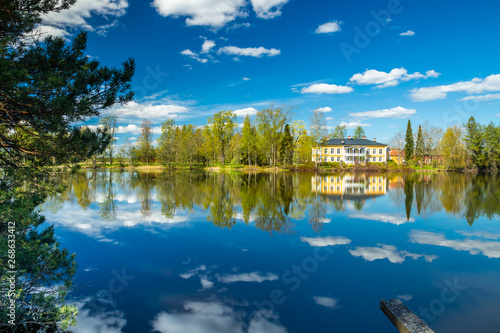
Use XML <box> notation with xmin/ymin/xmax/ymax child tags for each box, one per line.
<box><xmin>389</xmin><ymin>149</ymin><xmax>404</xmax><ymax>156</ymax></box>
<box><xmin>320</xmin><ymin>138</ymin><xmax>388</xmax><ymax>147</ymax></box>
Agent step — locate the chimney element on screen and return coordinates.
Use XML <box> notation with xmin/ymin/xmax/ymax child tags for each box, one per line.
<box><xmin>325</xmin><ymin>136</ymin><xmax>330</xmax><ymax>140</ymax></box>
<box><xmin>362</xmin><ymin>136</ymin><xmax>366</xmax><ymax>139</ymax></box>
<box><xmin>341</xmin><ymin>140</ymin><xmax>344</xmax><ymax>144</ymax></box>
<box><xmin>347</xmin><ymin>135</ymin><xmax>352</xmax><ymax>139</ymax></box>
<box><xmin>373</xmin><ymin>138</ymin><xmax>376</xmax><ymax>141</ymax></box>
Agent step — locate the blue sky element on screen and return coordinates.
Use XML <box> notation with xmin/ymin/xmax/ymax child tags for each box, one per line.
<box><xmin>38</xmin><ymin>0</ymin><xmax>500</xmax><ymax>144</ymax></box>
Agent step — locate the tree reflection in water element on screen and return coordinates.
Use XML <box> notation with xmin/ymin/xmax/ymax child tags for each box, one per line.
<box><xmin>41</xmin><ymin>170</ymin><xmax>500</xmax><ymax>233</ymax></box>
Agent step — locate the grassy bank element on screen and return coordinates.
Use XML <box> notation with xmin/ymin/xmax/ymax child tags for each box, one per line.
<box><xmin>74</xmin><ymin>161</ymin><xmax>431</xmax><ymax>173</ymax></box>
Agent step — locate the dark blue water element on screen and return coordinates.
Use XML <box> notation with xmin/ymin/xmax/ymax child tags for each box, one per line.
<box><xmin>41</xmin><ymin>171</ymin><xmax>500</xmax><ymax>332</ymax></box>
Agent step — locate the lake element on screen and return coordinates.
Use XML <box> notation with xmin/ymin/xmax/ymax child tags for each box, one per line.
<box><xmin>40</xmin><ymin>170</ymin><xmax>500</xmax><ymax>333</ymax></box>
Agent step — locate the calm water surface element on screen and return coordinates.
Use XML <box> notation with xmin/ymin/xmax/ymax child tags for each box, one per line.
<box><xmin>41</xmin><ymin>171</ymin><xmax>500</xmax><ymax>333</ymax></box>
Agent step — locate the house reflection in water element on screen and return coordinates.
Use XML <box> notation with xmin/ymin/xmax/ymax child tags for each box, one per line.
<box><xmin>311</xmin><ymin>174</ymin><xmax>388</xmax><ymax>200</ymax></box>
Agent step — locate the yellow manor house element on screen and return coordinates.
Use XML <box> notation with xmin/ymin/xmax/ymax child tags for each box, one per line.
<box><xmin>312</xmin><ymin>136</ymin><xmax>389</xmax><ymax>164</ymax></box>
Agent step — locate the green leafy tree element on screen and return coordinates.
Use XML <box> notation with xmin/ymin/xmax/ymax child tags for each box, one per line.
<box><xmin>157</xmin><ymin>119</ymin><xmax>176</xmax><ymax>167</ymax></box>
<box><xmin>137</xmin><ymin>119</ymin><xmax>154</xmax><ymax>165</ymax></box>
<box><xmin>208</xmin><ymin>110</ymin><xmax>236</xmax><ymax>165</ymax></box>
<box><xmin>464</xmin><ymin>116</ymin><xmax>485</xmax><ymax>169</ymax></box>
<box><xmin>256</xmin><ymin>105</ymin><xmax>294</xmax><ymax>167</ymax></box>
<box><xmin>290</xmin><ymin>120</ymin><xmax>307</xmax><ymax>164</ymax></box>
<box><xmin>331</xmin><ymin>125</ymin><xmax>347</xmax><ymax>139</ymax></box>
<box><xmin>440</xmin><ymin>126</ymin><xmax>466</xmax><ymax>169</ymax></box>
<box><xmin>309</xmin><ymin>109</ymin><xmax>327</xmax><ymax>166</ymax></box>
<box><xmin>279</xmin><ymin>124</ymin><xmax>293</xmax><ymax>166</ymax></box>
<box><xmin>202</xmin><ymin>125</ymin><xmax>217</xmax><ymax>166</ymax></box>
<box><xmin>240</xmin><ymin>115</ymin><xmax>256</xmax><ymax>166</ymax></box>
<box><xmin>99</xmin><ymin>115</ymin><xmax>118</xmax><ymax>165</ymax></box>
<box><xmin>404</xmin><ymin>120</ymin><xmax>414</xmax><ymax>163</ymax></box>
<box><xmin>352</xmin><ymin>126</ymin><xmax>365</xmax><ymax>139</ymax></box>
<box><xmin>482</xmin><ymin>122</ymin><xmax>500</xmax><ymax>171</ymax></box>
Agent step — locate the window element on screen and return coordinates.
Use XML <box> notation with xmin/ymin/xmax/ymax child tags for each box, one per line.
<box><xmin>324</xmin><ymin>156</ymin><xmax>328</xmax><ymax>162</ymax></box>
<box><xmin>330</xmin><ymin>148</ymin><xmax>334</xmax><ymax>154</ymax></box>
<box><xmin>324</xmin><ymin>148</ymin><xmax>328</xmax><ymax>154</ymax></box>
<box><xmin>330</xmin><ymin>157</ymin><xmax>335</xmax><ymax>162</ymax></box>
<box><xmin>337</xmin><ymin>157</ymin><xmax>341</xmax><ymax>162</ymax></box>
<box><xmin>360</xmin><ymin>148</ymin><xmax>364</xmax><ymax>154</ymax></box>
<box><xmin>337</xmin><ymin>148</ymin><xmax>341</xmax><ymax>154</ymax></box>
<box><xmin>379</xmin><ymin>149</ymin><xmax>383</xmax><ymax>154</ymax></box>
<box><xmin>367</xmin><ymin>157</ymin><xmax>370</xmax><ymax>162</ymax></box>
<box><xmin>366</xmin><ymin>149</ymin><xmax>370</xmax><ymax>154</ymax></box>
<box><xmin>379</xmin><ymin>157</ymin><xmax>383</xmax><ymax>162</ymax></box>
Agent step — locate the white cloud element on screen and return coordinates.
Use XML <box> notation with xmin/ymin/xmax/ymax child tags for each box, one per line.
<box><xmin>313</xmin><ymin>296</ymin><xmax>339</xmax><ymax>309</ymax></box>
<box><xmin>42</xmin><ymin>201</ymin><xmax>190</xmax><ymax>241</ymax></box>
<box><xmin>181</xmin><ymin>49</ymin><xmax>208</xmax><ymax>63</ymax></box>
<box><xmin>338</xmin><ymin>121</ymin><xmax>372</xmax><ymax>129</ymax></box>
<box><xmin>151</xmin><ymin>302</ymin><xmax>287</xmax><ymax>333</ymax></box>
<box><xmin>152</xmin><ymin>0</ymin><xmax>247</xmax><ymax>28</ymax></box>
<box><xmin>458</xmin><ymin>93</ymin><xmax>500</xmax><ymax>102</ymax></box>
<box><xmin>397</xmin><ymin>294</ymin><xmax>413</xmax><ymax>301</ymax></box>
<box><xmin>315</xmin><ymin>107</ymin><xmax>333</xmax><ymax>113</ymax></box>
<box><xmin>69</xmin><ymin>298</ymin><xmax>127</xmax><ymax>333</ymax></box>
<box><xmin>400</xmin><ymin>30</ymin><xmax>415</xmax><ymax>36</ymax></box>
<box><xmin>103</xmin><ymin>101</ymin><xmax>190</xmax><ymax>123</ymax></box>
<box><xmin>349</xmin><ymin>244</ymin><xmax>437</xmax><ymax>264</ymax></box>
<box><xmin>410</xmin><ymin>74</ymin><xmax>500</xmax><ymax>101</ymax></box>
<box><xmin>251</xmin><ymin>0</ymin><xmax>289</xmax><ymax>18</ymax></box>
<box><xmin>315</xmin><ymin>21</ymin><xmax>342</xmax><ymax>34</ymax></box>
<box><xmin>301</xmin><ymin>236</ymin><xmax>351</xmax><ymax>247</ymax></box>
<box><xmin>410</xmin><ymin>231</ymin><xmax>500</xmax><ymax>258</ymax></box>
<box><xmin>180</xmin><ymin>265</ymin><xmax>208</xmax><ymax>279</ymax></box>
<box><xmin>40</xmin><ymin>0</ymin><xmax>128</xmax><ymax>36</ymax></box>
<box><xmin>349</xmin><ymin>213</ymin><xmax>414</xmax><ymax>225</ymax></box>
<box><xmin>218</xmin><ymin>46</ymin><xmax>281</xmax><ymax>57</ymax></box>
<box><xmin>151</xmin><ymin>302</ymin><xmax>242</xmax><ymax>333</ymax></box>
<box><xmin>349</xmin><ymin>67</ymin><xmax>440</xmax><ymax>88</ymax></box>
<box><xmin>301</xmin><ymin>83</ymin><xmax>353</xmax><ymax>94</ymax></box>
<box><xmin>200</xmin><ymin>276</ymin><xmax>214</xmax><ymax>289</ymax></box>
<box><xmin>458</xmin><ymin>231</ymin><xmax>500</xmax><ymax>240</ymax></box>
<box><xmin>234</xmin><ymin>107</ymin><xmax>259</xmax><ymax>117</ymax></box>
<box><xmin>217</xmin><ymin>272</ymin><xmax>278</xmax><ymax>283</ymax></box>
<box><xmin>243</xmin><ymin>77</ymin><xmax>251</xmax><ymax>81</ymax></box>
<box><xmin>201</xmin><ymin>40</ymin><xmax>216</xmax><ymax>53</ymax></box>
<box><xmin>35</xmin><ymin>25</ymin><xmax>71</xmax><ymax>39</ymax></box>
<box><xmin>349</xmin><ymin>106</ymin><xmax>416</xmax><ymax>119</ymax></box>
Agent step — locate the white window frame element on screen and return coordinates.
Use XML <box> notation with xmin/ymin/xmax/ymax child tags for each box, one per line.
<box><xmin>379</xmin><ymin>149</ymin><xmax>383</xmax><ymax>154</ymax></box>
<box><xmin>379</xmin><ymin>157</ymin><xmax>383</xmax><ymax>162</ymax></box>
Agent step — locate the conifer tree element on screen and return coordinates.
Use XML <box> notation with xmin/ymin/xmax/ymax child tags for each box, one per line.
<box><xmin>415</xmin><ymin>125</ymin><xmax>424</xmax><ymax>160</ymax></box>
<box><xmin>404</xmin><ymin>120</ymin><xmax>414</xmax><ymax>162</ymax></box>
<box><xmin>464</xmin><ymin>116</ymin><xmax>485</xmax><ymax>168</ymax></box>
<box><xmin>279</xmin><ymin>124</ymin><xmax>293</xmax><ymax>165</ymax></box>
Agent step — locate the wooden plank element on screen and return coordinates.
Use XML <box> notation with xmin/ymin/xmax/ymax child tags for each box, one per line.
<box><xmin>380</xmin><ymin>299</ymin><xmax>435</xmax><ymax>333</ymax></box>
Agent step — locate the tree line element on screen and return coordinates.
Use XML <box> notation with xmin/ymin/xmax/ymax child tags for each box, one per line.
<box><xmin>95</xmin><ymin>108</ymin><xmax>371</xmax><ymax>168</ymax></box>
<box><xmin>391</xmin><ymin>117</ymin><xmax>500</xmax><ymax>171</ymax></box>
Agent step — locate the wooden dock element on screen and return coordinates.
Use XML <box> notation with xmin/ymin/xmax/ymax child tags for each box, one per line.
<box><xmin>380</xmin><ymin>299</ymin><xmax>435</xmax><ymax>333</ymax></box>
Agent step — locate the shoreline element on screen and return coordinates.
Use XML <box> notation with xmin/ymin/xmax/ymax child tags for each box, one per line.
<box><xmin>75</xmin><ymin>164</ymin><xmax>451</xmax><ymax>173</ymax></box>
